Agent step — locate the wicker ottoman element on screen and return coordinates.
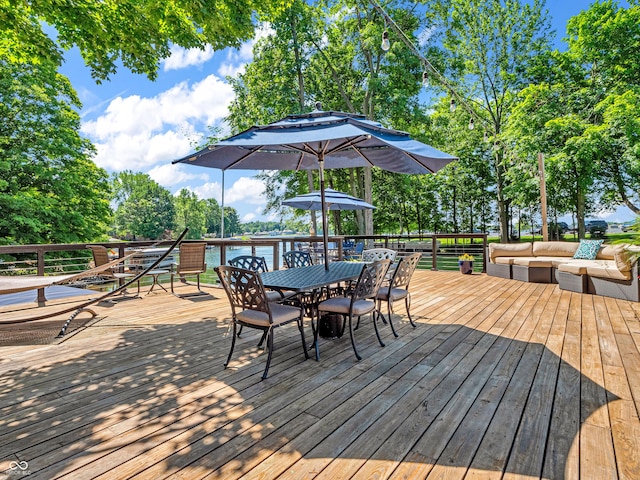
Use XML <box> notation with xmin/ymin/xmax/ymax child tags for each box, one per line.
<box><xmin>486</xmin><ymin>261</ymin><xmax>511</xmax><ymax>279</ymax></box>
<box><xmin>557</xmin><ymin>270</ymin><xmax>588</xmax><ymax>293</ymax></box>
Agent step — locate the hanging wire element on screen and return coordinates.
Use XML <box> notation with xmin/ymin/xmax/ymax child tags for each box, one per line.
<box><xmin>368</xmin><ymin>0</ymin><xmax>494</xmax><ymax>140</ymax></box>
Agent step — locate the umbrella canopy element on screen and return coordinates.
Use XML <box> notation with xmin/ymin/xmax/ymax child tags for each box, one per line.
<box><xmin>173</xmin><ymin>110</ymin><xmax>457</xmax><ymax>268</ymax></box>
<box><xmin>282</xmin><ymin>188</ymin><xmax>375</xmax><ymax>211</ymax></box>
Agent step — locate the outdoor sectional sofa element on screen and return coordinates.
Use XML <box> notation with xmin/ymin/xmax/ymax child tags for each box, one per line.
<box><xmin>486</xmin><ymin>241</ymin><xmax>639</xmax><ymax>302</ymax></box>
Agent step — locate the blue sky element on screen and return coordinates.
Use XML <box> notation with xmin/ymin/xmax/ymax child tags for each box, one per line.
<box><xmin>60</xmin><ymin>0</ymin><xmax>634</xmax><ymax>224</ymax></box>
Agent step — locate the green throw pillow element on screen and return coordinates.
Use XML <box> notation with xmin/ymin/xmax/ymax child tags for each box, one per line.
<box><xmin>573</xmin><ymin>239</ymin><xmax>604</xmax><ymax>260</ymax></box>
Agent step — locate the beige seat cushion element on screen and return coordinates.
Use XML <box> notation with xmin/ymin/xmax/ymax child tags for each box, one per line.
<box><xmin>586</xmin><ymin>260</ymin><xmax>632</xmax><ymax>280</ymax></box>
<box><xmin>494</xmin><ymin>257</ymin><xmax>515</xmax><ymax>265</ymax></box>
<box><xmin>558</xmin><ymin>259</ymin><xmax>632</xmax><ymax>280</ymax></box>
<box><xmin>377</xmin><ymin>286</ymin><xmax>409</xmax><ymax>302</ymax></box>
<box><xmin>489</xmin><ymin>243</ymin><xmax>533</xmax><ymax>263</ymax></box>
<box><xmin>318</xmin><ymin>297</ymin><xmax>376</xmax><ymax>316</ymax></box>
<box><xmin>557</xmin><ymin>260</ymin><xmax>597</xmax><ymax>275</ymax></box>
<box><xmin>236</xmin><ymin>303</ymin><xmax>301</xmax><ymax>327</ymax></box>
<box><xmin>532</xmin><ymin>241</ymin><xmax>579</xmax><ymax>257</ymax></box>
<box><xmin>512</xmin><ymin>257</ymin><xmax>553</xmax><ymax>268</ymax></box>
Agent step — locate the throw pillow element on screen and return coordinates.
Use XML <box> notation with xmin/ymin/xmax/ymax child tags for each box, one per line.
<box><xmin>573</xmin><ymin>239</ymin><xmax>604</xmax><ymax>260</ymax></box>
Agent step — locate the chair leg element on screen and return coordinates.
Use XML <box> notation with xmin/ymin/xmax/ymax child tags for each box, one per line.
<box><xmin>225</xmin><ymin>322</ymin><xmax>238</xmax><ymax>368</ymax></box>
<box><xmin>348</xmin><ymin>314</ymin><xmax>362</xmax><ymax>361</ymax></box>
<box><xmin>312</xmin><ymin>310</ymin><xmax>321</xmax><ymax>361</ymax></box>
<box><xmin>405</xmin><ymin>293</ymin><xmax>416</xmax><ymax>328</ymax></box>
<box><xmin>237</xmin><ymin>325</ymin><xmax>243</xmax><ymax>337</ymax></box>
<box><xmin>372</xmin><ymin>311</ymin><xmax>386</xmax><ymax>347</ymax></box>
<box><xmin>386</xmin><ymin>299</ymin><xmax>399</xmax><ymax>337</ymax></box>
<box><xmin>298</xmin><ymin>314</ymin><xmax>309</xmax><ymax>360</ymax></box>
<box><xmin>378</xmin><ymin>298</ymin><xmax>388</xmax><ymax>325</ymax></box>
<box><xmin>257</xmin><ymin>330</ymin><xmax>268</xmax><ymax>347</ymax></box>
<box><xmin>262</xmin><ymin>329</ymin><xmax>274</xmax><ymax>380</ymax></box>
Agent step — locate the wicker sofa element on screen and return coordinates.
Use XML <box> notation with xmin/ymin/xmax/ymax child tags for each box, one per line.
<box><xmin>486</xmin><ymin>241</ymin><xmax>639</xmax><ymax>302</ymax></box>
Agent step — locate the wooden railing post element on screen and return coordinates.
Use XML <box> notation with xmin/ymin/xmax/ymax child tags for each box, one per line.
<box><xmin>36</xmin><ymin>246</ymin><xmax>47</xmax><ymax>305</ymax></box>
<box><xmin>431</xmin><ymin>235</ymin><xmax>438</xmax><ymax>271</ymax></box>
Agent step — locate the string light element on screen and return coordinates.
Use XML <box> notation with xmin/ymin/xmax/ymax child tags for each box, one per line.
<box><xmin>381</xmin><ymin>30</ymin><xmax>390</xmax><ymax>51</ymax></box>
<box><xmin>468</xmin><ymin>117</ymin><xmax>475</xmax><ymax>130</ymax></box>
<box><xmin>369</xmin><ymin>0</ymin><xmax>497</xmax><ymax>141</ymax></box>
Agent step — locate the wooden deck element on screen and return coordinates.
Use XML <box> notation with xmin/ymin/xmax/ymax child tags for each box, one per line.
<box><xmin>0</xmin><ymin>271</ymin><xmax>639</xmax><ymax>479</ymax></box>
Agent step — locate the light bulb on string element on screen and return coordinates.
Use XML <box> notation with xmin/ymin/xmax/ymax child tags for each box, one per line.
<box><xmin>381</xmin><ymin>30</ymin><xmax>390</xmax><ymax>51</ymax></box>
<box><xmin>449</xmin><ymin>98</ymin><xmax>456</xmax><ymax>113</ymax></box>
<box><xmin>483</xmin><ymin>131</ymin><xmax>488</xmax><ymax>142</ymax></box>
<box><xmin>422</xmin><ymin>71</ymin><xmax>428</xmax><ymax>86</ymax></box>
<box><xmin>468</xmin><ymin>117</ymin><xmax>475</xmax><ymax>130</ymax></box>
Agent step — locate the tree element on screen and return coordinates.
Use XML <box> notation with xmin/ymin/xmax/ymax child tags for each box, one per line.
<box><xmin>202</xmin><ymin>198</ymin><xmax>222</xmax><ymax>237</ymax></box>
<box><xmin>174</xmin><ymin>189</ymin><xmax>206</xmax><ymax>239</ymax></box>
<box><xmin>421</xmin><ymin>0</ymin><xmax>552</xmax><ymax>241</ymax></box>
<box><xmin>0</xmin><ymin>60</ymin><xmax>111</xmax><ymax>245</ymax></box>
<box><xmin>111</xmin><ymin>171</ymin><xmax>175</xmax><ymax>239</ymax></box>
<box><xmin>564</xmin><ymin>1</ymin><xmax>640</xmax><ymax>215</ymax></box>
<box><xmin>223</xmin><ymin>207</ymin><xmax>242</xmax><ymax>237</ymax></box>
<box><xmin>227</xmin><ymin>0</ymin><xmax>429</xmax><ymax>235</ymax></box>
<box><xmin>1</xmin><ymin>0</ymin><xmax>292</xmax><ymax>82</ymax></box>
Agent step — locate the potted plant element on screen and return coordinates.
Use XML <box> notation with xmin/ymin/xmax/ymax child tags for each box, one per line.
<box><xmin>458</xmin><ymin>253</ymin><xmax>475</xmax><ymax>274</ymax></box>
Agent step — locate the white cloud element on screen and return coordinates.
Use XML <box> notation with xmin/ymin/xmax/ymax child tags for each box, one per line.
<box><xmin>193</xmin><ymin>181</ymin><xmax>223</xmax><ymax>202</ymax></box>
<box><xmin>81</xmin><ymin>75</ymin><xmax>234</xmax><ymax>171</ymax></box>
<box><xmin>225</xmin><ymin>177</ymin><xmax>266</xmax><ymax>204</ymax></box>
<box><xmin>242</xmin><ymin>212</ymin><xmax>257</xmax><ymax>222</ymax></box>
<box><xmin>163</xmin><ymin>45</ymin><xmax>214</xmax><ymax>71</ymax></box>
<box><xmin>148</xmin><ymin>163</ymin><xmax>209</xmax><ymax>188</ymax></box>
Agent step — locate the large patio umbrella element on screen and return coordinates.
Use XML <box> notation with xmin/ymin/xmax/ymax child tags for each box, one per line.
<box><xmin>282</xmin><ymin>188</ymin><xmax>375</xmax><ymax>211</ymax></box>
<box><xmin>173</xmin><ymin>110</ymin><xmax>457</xmax><ymax>269</ymax></box>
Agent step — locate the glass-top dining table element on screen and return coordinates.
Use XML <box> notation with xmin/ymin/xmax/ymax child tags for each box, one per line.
<box><xmin>260</xmin><ymin>261</ymin><xmax>366</xmax><ymax>360</ymax></box>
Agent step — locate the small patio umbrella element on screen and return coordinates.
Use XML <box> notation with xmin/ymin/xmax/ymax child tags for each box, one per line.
<box><xmin>173</xmin><ymin>110</ymin><xmax>457</xmax><ymax>269</ymax></box>
<box><xmin>282</xmin><ymin>188</ymin><xmax>375</xmax><ymax>211</ymax></box>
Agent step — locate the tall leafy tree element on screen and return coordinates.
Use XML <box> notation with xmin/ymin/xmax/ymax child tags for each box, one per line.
<box><xmin>421</xmin><ymin>0</ymin><xmax>552</xmax><ymax>241</ymax></box>
<box><xmin>564</xmin><ymin>1</ymin><xmax>640</xmax><ymax>215</ymax></box>
<box><xmin>111</xmin><ymin>171</ymin><xmax>175</xmax><ymax>239</ymax></box>
<box><xmin>1</xmin><ymin>0</ymin><xmax>292</xmax><ymax>82</ymax></box>
<box><xmin>0</xmin><ymin>60</ymin><xmax>111</xmax><ymax>245</ymax></box>
<box><xmin>228</xmin><ymin>0</ymin><xmax>429</xmax><ymax>235</ymax></box>
<box><xmin>174</xmin><ymin>189</ymin><xmax>206</xmax><ymax>239</ymax></box>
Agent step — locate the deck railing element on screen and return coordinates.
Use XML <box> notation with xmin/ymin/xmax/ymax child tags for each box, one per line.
<box><xmin>274</xmin><ymin>233</ymin><xmax>488</xmax><ymax>273</ymax></box>
<box><xmin>0</xmin><ymin>239</ymin><xmax>282</xmax><ymax>304</ymax></box>
<box><xmin>0</xmin><ymin>233</ymin><xmax>487</xmax><ymax>304</ymax></box>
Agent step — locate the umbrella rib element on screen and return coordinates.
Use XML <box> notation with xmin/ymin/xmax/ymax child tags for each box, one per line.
<box><xmin>219</xmin><ymin>145</ymin><xmax>268</xmax><ymax>170</ymax></box>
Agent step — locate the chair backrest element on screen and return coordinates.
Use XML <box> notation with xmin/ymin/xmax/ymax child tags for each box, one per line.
<box><xmin>390</xmin><ymin>252</ymin><xmax>422</xmax><ymax>289</ymax></box>
<box><xmin>215</xmin><ymin>265</ymin><xmax>270</xmax><ymax>316</ymax></box>
<box><xmin>177</xmin><ymin>242</ymin><xmax>207</xmax><ymax>273</ymax></box>
<box><xmin>352</xmin><ymin>259</ymin><xmax>391</xmax><ymax>302</ymax></box>
<box><xmin>87</xmin><ymin>245</ymin><xmax>116</xmax><ymax>278</ymax></box>
<box><xmin>353</xmin><ymin>242</ymin><xmax>365</xmax><ymax>254</ymax></box>
<box><xmin>228</xmin><ymin>255</ymin><xmax>269</xmax><ymax>273</ymax></box>
<box><xmin>283</xmin><ymin>250</ymin><xmax>313</xmax><ymax>268</ymax></box>
<box><xmin>362</xmin><ymin>248</ymin><xmax>397</xmax><ymax>262</ymax></box>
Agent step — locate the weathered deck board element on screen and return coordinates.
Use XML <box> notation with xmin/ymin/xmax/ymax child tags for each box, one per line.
<box><xmin>0</xmin><ymin>270</ymin><xmax>638</xmax><ymax>480</ymax></box>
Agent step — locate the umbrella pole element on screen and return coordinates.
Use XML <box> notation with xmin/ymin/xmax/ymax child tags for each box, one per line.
<box><xmin>319</xmin><ymin>157</ymin><xmax>330</xmax><ymax>270</ymax></box>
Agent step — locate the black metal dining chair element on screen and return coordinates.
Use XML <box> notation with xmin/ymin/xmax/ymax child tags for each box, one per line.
<box><xmin>314</xmin><ymin>259</ymin><xmax>391</xmax><ymax>361</ymax></box>
<box><xmin>375</xmin><ymin>252</ymin><xmax>422</xmax><ymax>336</ymax></box>
<box><xmin>215</xmin><ymin>265</ymin><xmax>309</xmax><ymax>380</ymax></box>
<box><xmin>228</xmin><ymin>255</ymin><xmax>269</xmax><ymax>273</ymax></box>
<box><xmin>283</xmin><ymin>250</ymin><xmax>313</xmax><ymax>268</ymax></box>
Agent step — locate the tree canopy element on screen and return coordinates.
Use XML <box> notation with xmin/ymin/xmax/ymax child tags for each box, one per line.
<box><xmin>0</xmin><ymin>59</ymin><xmax>111</xmax><ymax>245</ymax></box>
<box><xmin>1</xmin><ymin>0</ymin><xmax>293</xmax><ymax>82</ymax></box>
